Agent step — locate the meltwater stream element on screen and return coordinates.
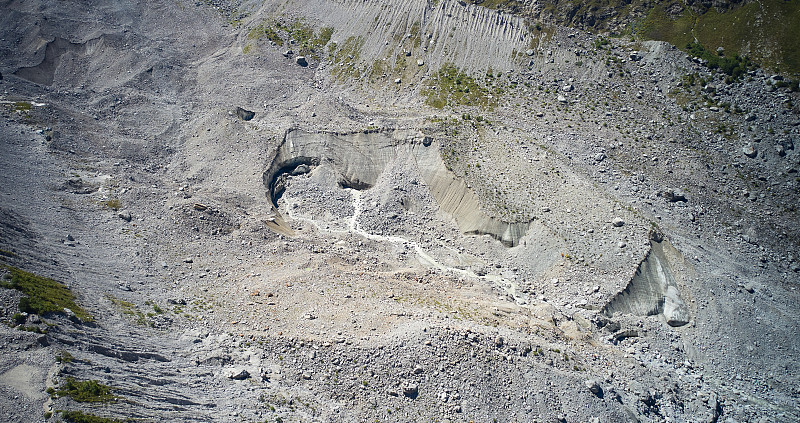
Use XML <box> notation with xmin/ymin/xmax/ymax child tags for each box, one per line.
<box><xmin>284</xmin><ymin>188</ymin><xmax>528</xmax><ymax>305</ymax></box>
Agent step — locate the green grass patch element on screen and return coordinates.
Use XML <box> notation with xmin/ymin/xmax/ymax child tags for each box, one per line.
<box><xmin>317</xmin><ymin>27</ymin><xmax>334</xmax><ymax>48</ymax></box>
<box><xmin>144</xmin><ymin>300</ymin><xmax>164</xmax><ymax>315</ymax></box>
<box><xmin>422</xmin><ymin>63</ymin><xmax>495</xmax><ymax>109</ymax></box>
<box><xmin>248</xmin><ymin>19</ymin><xmax>333</xmax><ymax>60</ymax></box>
<box><xmin>691</xmin><ymin>0</ymin><xmax>800</xmax><ymax>73</ymax></box>
<box><xmin>531</xmin><ymin>0</ymin><xmax>799</xmax><ymax>69</ymax></box>
<box><xmin>370</xmin><ymin>58</ymin><xmax>388</xmax><ymax>80</ymax></box>
<box><xmin>286</xmin><ymin>21</ymin><xmax>314</xmax><ymax>46</ymax></box>
<box><xmin>264</xmin><ymin>26</ymin><xmax>282</xmax><ymax>44</ymax></box>
<box><xmin>330</xmin><ymin>36</ymin><xmax>365</xmax><ymax>80</ymax></box>
<box><xmin>60</xmin><ymin>410</ymin><xmax>131</xmax><ymax>423</ymax></box>
<box><xmin>107</xmin><ymin>295</ymin><xmax>153</xmax><ymax>327</ymax></box>
<box><xmin>247</xmin><ymin>22</ymin><xmax>283</xmax><ymax>45</ymax></box>
<box><xmin>12</xmin><ymin>101</ymin><xmax>32</xmax><ymax>112</ymax></box>
<box><xmin>103</xmin><ymin>199</ymin><xmax>121</xmax><ymax>211</ymax></box>
<box><xmin>55</xmin><ymin>378</ymin><xmax>117</xmax><ymax>403</ymax></box>
<box><xmin>1</xmin><ymin>266</ymin><xmax>92</xmax><ymax>322</ymax></box>
<box><xmin>287</xmin><ymin>22</ymin><xmax>333</xmax><ymax>59</ymax></box>
<box><xmin>634</xmin><ymin>4</ymin><xmax>694</xmax><ymax>49</ymax></box>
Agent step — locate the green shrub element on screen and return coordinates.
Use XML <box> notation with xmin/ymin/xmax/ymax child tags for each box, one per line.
<box><xmin>686</xmin><ymin>41</ymin><xmax>754</xmax><ymax>80</ymax></box>
<box><xmin>56</xmin><ymin>350</ymin><xmax>75</xmax><ymax>363</ymax></box>
<box><xmin>594</xmin><ymin>37</ymin><xmax>609</xmax><ymax>49</ymax></box>
<box><xmin>775</xmin><ymin>79</ymin><xmax>800</xmax><ymax>92</ymax></box>
<box><xmin>11</xmin><ymin>312</ymin><xmax>26</xmax><ymax>324</ymax></box>
<box><xmin>422</xmin><ymin>63</ymin><xmax>494</xmax><ymax>109</ymax></box>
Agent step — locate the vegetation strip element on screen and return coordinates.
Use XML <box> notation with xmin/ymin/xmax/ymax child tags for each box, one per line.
<box><xmin>1</xmin><ymin>265</ymin><xmax>92</xmax><ymax>322</ymax></box>
<box><xmin>50</xmin><ymin>378</ymin><xmax>118</xmax><ymax>403</ymax></box>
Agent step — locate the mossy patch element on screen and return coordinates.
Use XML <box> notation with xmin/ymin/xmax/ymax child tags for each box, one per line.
<box><xmin>1</xmin><ymin>265</ymin><xmax>92</xmax><ymax>322</ymax></box>
<box><xmin>107</xmin><ymin>295</ymin><xmax>154</xmax><ymax>327</ymax></box>
<box><xmin>284</xmin><ymin>21</ymin><xmax>333</xmax><ymax>59</ymax></box>
<box><xmin>248</xmin><ymin>22</ymin><xmax>283</xmax><ymax>45</ymax></box>
<box><xmin>246</xmin><ymin>18</ymin><xmax>333</xmax><ymax>60</ymax></box>
<box><xmin>422</xmin><ymin>64</ymin><xmax>495</xmax><ymax>110</ymax></box>
<box><xmin>330</xmin><ymin>36</ymin><xmax>365</xmax><ymax>80</ymax></box>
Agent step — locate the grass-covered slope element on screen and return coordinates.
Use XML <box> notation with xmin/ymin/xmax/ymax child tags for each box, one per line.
<box><xmin>468</xmin><ymin>0</ymin><xmax>800</xmax><ymax>75</ymax></box>
<box><xmin>635</xmin><ymin>0</ymin><xmax>800</xmax><ymax>75</ymax></box>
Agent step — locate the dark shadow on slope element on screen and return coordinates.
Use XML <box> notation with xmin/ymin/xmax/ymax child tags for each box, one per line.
<box><xmin>15</xmin><ymin>37</ymin><xmax>87</xmax><ymax>86</ymax></box>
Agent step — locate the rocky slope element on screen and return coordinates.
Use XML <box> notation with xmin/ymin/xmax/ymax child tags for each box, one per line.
<box><xmin>0</xmin><ymin>0</ymin><xmax>798</xmax><ymax>422</ymax></box>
